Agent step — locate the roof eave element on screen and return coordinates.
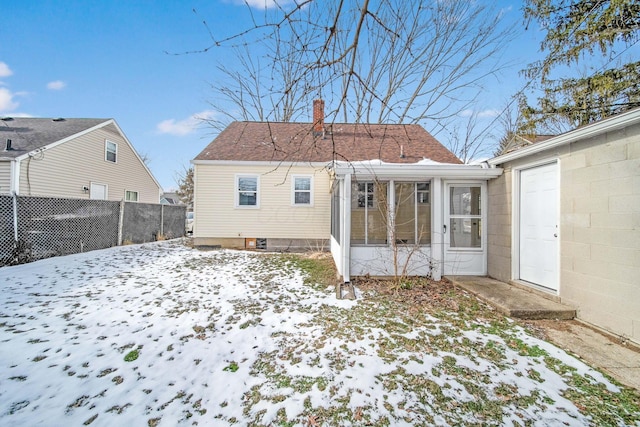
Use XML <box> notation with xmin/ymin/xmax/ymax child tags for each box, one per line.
<box><xmin>332</xmin><ymin>163</ymin><xmax>503</xmax><ymax>179</ymax></box>
<box><xmin>191</xmin><ymin>159</ymin><xmax>331</xmax><ymax>168</ymax></box>
<box><xmin>489</xmin><ymin>108</ymin><xmax>640</xmax><ymax>165</ymax></box>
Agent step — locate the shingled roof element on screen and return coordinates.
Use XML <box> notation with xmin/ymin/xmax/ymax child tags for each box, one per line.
<box><xmin>0</xmin><ymin>117</ymin><xmax>111</xmax><ymax>159</ymax></box>
<box><xmin>194</xmin><ymin>121</ymin><xmax>462</xmax><ymax>164</ymax></box>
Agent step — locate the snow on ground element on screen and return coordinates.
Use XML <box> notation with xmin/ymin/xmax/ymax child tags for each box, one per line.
<box><xmin>0</xmin><ymin>240</ymin><xmax>636</xmax><ymax>426</ymax></box>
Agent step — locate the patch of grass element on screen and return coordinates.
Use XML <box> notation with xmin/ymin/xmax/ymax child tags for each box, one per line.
<box><xmin>223</xmin><ymin>362</ymin><xmax>239</xmax><ymax>372</ymax></box>
<box><xmin>274</xmin><ymin>254</ymin><xmax>337</xmax><ymax>291</ymax></box>
<box><xmin>562</xmin><ymin>372</ymin><xmax>640</xmax><ymax>425</ymax></box>
<box><xmin>124</xmin><ymin>350</ymin><xmax>139</xmax><ymax>362</ymax></box>
<box><xmin>239</xmin><ymin>317</ymin><xmax>262</xmax><ymax>329</ymax></box>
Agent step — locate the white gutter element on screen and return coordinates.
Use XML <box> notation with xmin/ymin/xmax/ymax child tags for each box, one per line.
<box><xmin>192</xmin><ymin>159</ymin><xmax>331</xmax><ymax>168</ymax></box>
<box><xmin>332</xmin><ymin>162</ymin><xmax>503</xmax><ymax>179</ymax></box>
<box><xmin>489</xmin><ymin>107</ymin><xmax>640</xmax><ymax>165</ymax></box>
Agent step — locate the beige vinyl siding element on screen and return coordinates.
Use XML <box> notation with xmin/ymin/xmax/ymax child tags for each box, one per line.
<box><xmin>18</xmin><ymin>126</ymin><xmax>160</xmax><ymax>203</ymax></box>
<box><xmin>195</xmin><ymin>163</ymin><xmax>331</xmax><ymax>240</ymax></box>
<box><xmin>0</xmin><ymin>161</ymin><xmax>11</xmax><ymax>194</ymax></box>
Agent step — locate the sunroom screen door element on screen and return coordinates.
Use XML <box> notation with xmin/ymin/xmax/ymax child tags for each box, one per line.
<box><xmin>444</xmin><ymin>183</ymin><xmax>485</xmax><ymax>275</ymax></box>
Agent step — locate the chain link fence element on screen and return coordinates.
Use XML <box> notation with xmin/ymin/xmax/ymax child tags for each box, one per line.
<box><xmin>0</xmin><ymin>194</ymin><xmax>187</xmax><ymax>267</ymax></box>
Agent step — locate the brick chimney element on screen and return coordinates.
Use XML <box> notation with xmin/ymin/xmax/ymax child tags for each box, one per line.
<box><xmin>313</xmin><ymin>99</ymin><xmax>324</xmax><ymax>134</ymax></box>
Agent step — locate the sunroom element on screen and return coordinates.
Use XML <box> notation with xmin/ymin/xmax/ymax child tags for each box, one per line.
<box><xmin>329</xmin><ymin>160</ymin><xmax>502</xmax><ymax>282</ymax></box>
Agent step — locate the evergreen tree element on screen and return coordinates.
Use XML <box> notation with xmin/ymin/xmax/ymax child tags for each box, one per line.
<box><xmin>521</xmin><ymin>0</ymin><xmax>640</xmax><ymax>132</ymax></box>
<box><xmin>176</xmin><ymin>167</ymin><xmax>194</xmax><ymax>209</ymax></box>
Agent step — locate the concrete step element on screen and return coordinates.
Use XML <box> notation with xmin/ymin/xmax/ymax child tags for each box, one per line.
<box><xmin>448</xmin><ymin>276</ymin><xmax>575</xmax><ymax>320</ymax></box>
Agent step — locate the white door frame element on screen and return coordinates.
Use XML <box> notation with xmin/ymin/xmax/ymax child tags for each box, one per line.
<box><xmin>443</xmin><ymin>180</ymin><xmax>487</xmax><ymax>275</ymax></box>
<box><xmin>512</xmin><ymin>159</ymin><xmax>560</xmax><ymax>292</ymax></box>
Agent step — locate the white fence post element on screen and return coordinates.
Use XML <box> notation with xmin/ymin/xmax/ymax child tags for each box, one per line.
<box><xmin>12</xmin><ymin>193</ymin><xmax>18</xmax><ymax>242</ymax></box>
<box><xmin>118</xmin><ymin>200</ymin><xmax>125</xmax><ymax>245</ymax></box>
<box><xmin>160</xmin><ymin>205</ymin><xmax>164</xmax><ymax>237</ymax></box>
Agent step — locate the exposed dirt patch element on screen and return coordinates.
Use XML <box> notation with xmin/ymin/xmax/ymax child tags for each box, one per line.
<box><xmin>353</xmin><ymin>276</ymin><xmax>467</xmax><ymax>313</ymax></box>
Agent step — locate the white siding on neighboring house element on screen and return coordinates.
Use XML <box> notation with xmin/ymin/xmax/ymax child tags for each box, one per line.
<box><xmin>0</xmin><ymin>162</ymin><xmax>11</xmax><ymax>194</ymax></box>
<box><xmin>17</xmin><ymin>125</ymin><xmax>160</xmax><ymax>203</ymax></box>
<box><xmin>194</xmin><ymin>163</ymin><xmax>331</xmax><ymax>241</ymax></box>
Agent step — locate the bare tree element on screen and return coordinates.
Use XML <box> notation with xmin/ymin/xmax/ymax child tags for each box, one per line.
<box><xmin>444</xmin><ymin>109</ymin><xmax>498</xmax><ymax>164</ymax></box>
<box><xmin>188</xmin><ymin>1</ymin><xmax>516</xmax><ymax>284</ymax></box>
<box><xmin>197</xmin><ymin>0</ymin><xmax>516</xmax><ymax>138</ymax></box>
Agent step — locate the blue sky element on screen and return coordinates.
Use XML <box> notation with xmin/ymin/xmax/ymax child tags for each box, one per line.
<box><xmin>2</xmin><ymin>1</ymin><xmax>550</xmax><ymax>190</ymax></box>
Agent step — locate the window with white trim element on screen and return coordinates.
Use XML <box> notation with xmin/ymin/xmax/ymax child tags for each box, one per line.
<box><xmin>353</xmin><ymin>182</ymin><xmax>375</xmax><ymax>209</ymax></box>
<box><xmin>236</xmin><ymin>175</ymin><xmax>259</xmax><ymax>207</ymax></box>
<box><xmin>394</xmin><ymin>182</ymin><xmax>431</xmax><ymax>245</ymax></box>
<box><xmin>351</xmin><ymin>181</ymin><xmax>388</xmax><ymax>245</ymax></box>
<box><xmin>105</xmin><ymin>140</ymin><xmax>117</xmax><ymax>163</ymax></box>
<box><xmin>125</xmin><ymin>190</ymin><xmax>138</xmax><ymax>202</ymax></box>
<box><xmin>292</xmin><ymin>175</ymin><xmax>313</xmax><ymax>206</ymax></box>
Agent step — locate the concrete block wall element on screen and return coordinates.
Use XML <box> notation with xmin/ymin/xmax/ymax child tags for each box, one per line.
<box><xmin>560</xmin><ymin>123</ymin><xmax>640</xmax><ymax>344</ymax></box>
<box><xmin>487</xmin><ymin>169</ymin><xmax>512</xmax><ymax>283</ymax></box>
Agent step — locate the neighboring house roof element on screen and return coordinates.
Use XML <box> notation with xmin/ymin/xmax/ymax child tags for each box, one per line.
<box><xmin>489</xmin><ymin>107</ymin><xmax>640</xmax><ymax>165</ymax></box>
<box><xmin>501</xmin><ymin>134</ymin><xmax>556</xmax><ymax>154</ymax></box>
<box><xmin>0</xmin><ymin>116</ymin><xmax>162</xmax><ymax>190</ymax></box>
<box><xmin>194</xmin><ymin>121</ymin><xmax>462</xmax><ymax>164</ymax></box>
<box><xmin>0</xmin><ymin>117</ymin><xmax>108</xmax><ymax>160</ymax></box>
<box><xmin>160</xmin><ymin>191</ymin><xmax>181</xmax><ymax>205</ymax></box>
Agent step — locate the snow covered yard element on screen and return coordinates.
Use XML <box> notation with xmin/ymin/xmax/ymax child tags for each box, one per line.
<box><xmin>1</xmin><ymin>240</ymin><xmax>638</xmax><ymax>426</ymax></box>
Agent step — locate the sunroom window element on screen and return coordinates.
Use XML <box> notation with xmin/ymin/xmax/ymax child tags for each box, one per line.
<box><xmin>394</xmin><ymin>182</ymin><xmax>431</xmax><ymax>245</ymax></box>
<box><xmin>351</xmin><ymin>181</ymin><xmax>388</xmax><ymax>245</ymax></box>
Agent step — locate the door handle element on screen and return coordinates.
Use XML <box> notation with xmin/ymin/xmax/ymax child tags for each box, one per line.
<box><xmin>443</xmin><ymin>224</ymin><xmax>447</xmax><ymax>233</ymax></box>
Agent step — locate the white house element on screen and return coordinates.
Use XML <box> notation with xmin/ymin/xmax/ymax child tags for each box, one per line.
<box><xmin>192</xmin><ymin>100</ymin><xmax>502</xmax><ymax>280</ymax></box>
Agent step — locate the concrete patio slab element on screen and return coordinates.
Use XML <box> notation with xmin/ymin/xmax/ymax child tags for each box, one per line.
<box><xmin>448</xmin><ymin>275</ymin><xmax>575</xmax><ymax>320</ymax></box>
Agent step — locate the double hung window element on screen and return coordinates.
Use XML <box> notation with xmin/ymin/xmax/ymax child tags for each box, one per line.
<box><xmin>105</xmin><ymin>141</ymin><xmax>117</xmax><ymax>163</ymax></box>
<box><xmin>236</xmin><ymin>175</ymin><xmax>259</xmax><ymax>207</ymax></box>
<box><xmin>292</xmin><ymin>176</ymin><xmax>313</xmax><ymax>206</ymax></box>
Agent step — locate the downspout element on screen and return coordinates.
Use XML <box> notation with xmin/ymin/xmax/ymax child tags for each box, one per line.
<box><xmin>10</xmin><ymin>158</ymin><xmax>20</xmax><ymax>194</ymax></box>
<box><xmin>341</xmin><ymin>174</ymin><xmax>351</xmax><ymax>282</ymax></box>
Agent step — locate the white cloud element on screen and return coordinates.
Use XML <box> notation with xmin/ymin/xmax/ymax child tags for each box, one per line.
<box><xmin>459</xmin><ymin>109</ymin><xmax>501</xmax><ymax>119</ymax></box>
<box><xmin>47</xmin><ymin>80</ymin><xmax>66</xmax><ymax>90</ymax></box>
<box><xmin>156</xmin><ymin>110</ymin><xmax>216</xmax><ymax>136</ymax></box>
<box><xmin>231</xmin><ymin>0</ymin><xmax>294</xmax><ymax>9</ymax></box>
<box><xmin>477</xmin><ymin>109</ymin><xmax>501</xmax><ymax>118</ymax></box>
<box><xmin>0</xmin><ymin>62</ymin><xmax>13</xmax><ymax>78</ymax></box>
<box><xmin>0</xmin><ymin>87</ymin><xmax>19</xmax><ymax>112</ymax></box>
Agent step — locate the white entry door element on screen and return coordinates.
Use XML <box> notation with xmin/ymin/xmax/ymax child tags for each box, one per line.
<box><xmin>443</xmin><ymin>183</ymin><xmax>486</xmax><ymax>275</ymax></box>
<box><xmin>90</xmin><ymin>183</ymin><xmax>108</xmax><ymax>200</ymax></box>
<box><xmin>519</xmin><ymin>162</ymin><xmax>558</xmax><ymax>290</ymax></box>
